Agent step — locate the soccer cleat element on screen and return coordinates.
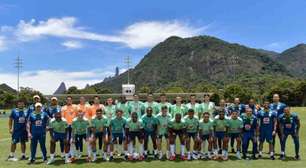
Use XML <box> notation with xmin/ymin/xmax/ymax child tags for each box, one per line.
<box><xmin>144</xmin><ymin>154</ymin><xmax>148</xmax><ymax>160</ymax></box>
<box><xmin>166</xmin><ymin>151</ymin><xmax>170</xmax><ymax>159</ymax></box>
<box><xmin>86</xmin><ymin>157</ymin><xmax>92</xmax><ymax>162</ymax></box>
<box><xmin>109</xmin><ymin>156</ymin><xmax>113</xmax><ymax>161</ymax></box>
<box><xmin>192</xmin><ymin>153</ymin><xmax>198</xmax><ymax>160</ymax></box>
<box><xmin>258</xmin><ymin>154</ymin><xmax>262</xmax><ymax>158</ymax></box>
<box><xmin>295</xmin><ymin>155</ymin><xmax>300</xmax><ymax>160</ymax></box>
<box><xmin>187</xmin><ymin>153</ymin><xmax>191</xmax><ymax>160</ymax></box>
<box><xmin>65</xmin><ymin>158</ymin><xmax>71</xmax><ymax>164</ymax></box>
<box><xmin>223</xmin><ymin>154</ymin><xmax>228</xmax><ymax>161</ymax></box>
<box><xmin>279</xmin><ymin>154</ymin><xmax>285</xmax><ymax>160</ymax></box>
<box><xmin>20</xmin><ymin>155</ymin><xmax>27</xmax><ymax>160</ymax></box>
<box><xmin>270</xmin><ymin>155</ymin><xmax>275</xmax><ymax>160</ymax></box>
<box><xmin>180</xmin><ymin>155</ymin><xmax>186</xmax><ymax>161</ymax></box>
<box><xmin>159</xmin><ymin>153</ymin><xmax>163</xmax><ymax>160</ymax></box>
<box><xmin>236</xmin><ymin>152</ymin><xmax>241</xmax><ymax>160</ymax></box>
<box><xmin>231</xmin><ymin>148</ymin><xmax>235</xmax><ymax>153</ymax></box>
<box><xmin>124</xmin><ymin>155</ymin><xmax>128</xmax><ymax>160</ymax></box>
<box><xmin>251</xmin><ymin>155</ymin><xmax>257</xmax><ymax>160</ymax></box>
<box><xmin>242</xmin><ymin>154</ymin><xmax>247</xmax><ymax>160</ymax></box>
<box><xmin>139</xmin><ymin>155</ymin><xmax>145</xmax><ymax>161</ymax></box>
<box><xmin>154</xmin><ymin>154</ymin><xmax>158</xmax><ymax>159</ymax></box>
<box><xmin>47</xmin><ymin>158</ymin><xmax>55</xmax><ymax>165</ymax></box>
<box><xmin>70</xmin><ymin>157</ymin><xmax>76</xmax><ymax>163</ymax></box>
<box><xmin>28</xmin><ymin>160</ymin><xmax>35</xmax><ymax>165</ymax></box>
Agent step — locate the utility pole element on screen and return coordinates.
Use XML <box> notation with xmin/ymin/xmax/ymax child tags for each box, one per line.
<box><xmin>124</xmin><ymin>56</ymin><xmax>131</xmax><ymax>84</ymax></box>
<box><xmin>14</xmin><ymin>55</ymin><xmax>22</xmax><ymax>98</ymax></box>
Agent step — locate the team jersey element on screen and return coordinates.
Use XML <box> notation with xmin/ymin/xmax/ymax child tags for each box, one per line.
<box><xmin>141</xmin><ymin>115</ymin><xmax>158</xmax><ymax>132</ymax></box>
<box><xmin>110</xmin><ymin>117</ymin><xmax>126</xmax><ymax>134</ymax></box>
<box><xmin>91</xmin><ymin>116</ymin><xmax>108</xmax><ymax>133</ymax></box>
<box><xmin>228</xmin><ymin>118</ymin><xmax>243</xmax><ymax>134</ymax></box>
<box><xmin>128</xmin><ymin>101</ymin><xmax>144</xmax><ymax>119</ymax></box>
<box><xmin>170</xmin><ymin>104</ymin><xmax>187</xmax><ymax>117</ymax></box>
<box><xmin>156</xmin><ymin>113</ymin><xmax>171</xmax><ymax>135</ymax></box>
<box><xmin>168</xmin><ymin>119</ymin><xmax>186</xmax><ymax>130</ymax></box>
<box><xmin>279</xmin><ymin>113</ymin><xmax>299</xmax><ymax>133</ymax></box>
<box><xmin>201</xmin><ymin>102</ymin><xmax>215</xmax><ymax>116</ymax></box>
<box><xmin>28</xmin><ymin>111</ymin><xmax>49</xmax><ymax>135</ymax></box>
<box><xmin>213</xmin><ymin>118</ymin><xmax>229</xmax><ymax>132</ymax></box>
<box><xmin>184</xmin><ymin>116</ymin><xmax>199</xmax><ymax>133</ymax></box>
<box><xmin>27</xmin><ymin>103</ymin><xmax>45</xmax><ymax>118</ymax></box>
<box><xmin>241</xmin><ymin>114</ymin><xmax>257</xmax><ymax>133</ymax></box>
<box><xmin>10</xmin><ymin>108</ymin><xmax>27</xmax><ymax>133</ymax></box>
<box><xmin>72</xmin><ymin>118</ymin><xmax>90</xmax><ymax>135</ymax></box>
<box><xmin>142</xmin><ymin>101</ymin><xmax>159</xmax><ymax>115</ymax></box>
<box><xmin>77</xmin><ymin>104</ymin><xmax>93</xmax><ymax>120</ymax></box>
<box><xmin>229</xmin><ymin>103</ymin><xmax>245</xmax><ymax>115</ymax></box>
<box><xmin>49</xmin><ymin>118</ymin><xmax>68</xmax><ymax>133</ymax></box>
<box><xmin>104</xmin><ymin>105</ymin><xmax>116</xmax><ymax>121</ymax></box>
<box><xmin>125</xmin><ymin>119</ymin><xmax>143</xmax><ymax>132</ymax></box>
<box><xmin>116</xmin><ymin>102</ymin><xmax>130</xmax><ymax>119</ymax></box>
<box><xmin>248</xmin><ymin>104</ymin><xmax>258</xmax><ymax>115</ymax></box>
<box><xmin>199</xmin><ymin>119</ymin><xmax>213</xmax><ymax>135</ymax></box>
<box><xmin>257</xmin><ymin>109</ymin><xmax>277</xmax><ymax>131</ymax></box>
<box><xmin>90</xmin><ymin>104</ymin><xmax>105</xmax><ymax>119</ymax></box>
<box><xmin>157</xmin><ymin>102</ymin><xmax>172</xmax><ymax>114</ymax></box>
<box><xmin>45</xmin><ymin>105</ymin><xmax>61</xmax><ymax>118</ymax></box>
<box><xmin>185</xmin><ymin>103</ymin><xmax>203</xmax><ymax>118</ymax></box>
<box><xmin>61</xmin><ymin>104</ymin><xmax>77</xmax><ymax>125</ymax></box>
<box><xmin>269</xmin><ymin>102</ymin><xmax>287</xmax><ymax>117</ymax></box>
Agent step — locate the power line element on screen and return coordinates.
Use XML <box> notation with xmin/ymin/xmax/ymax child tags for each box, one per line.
<box><xmin>14</xmin><ymin>55</ymin><xmax>22</xmax><ymax>98</ymax></box>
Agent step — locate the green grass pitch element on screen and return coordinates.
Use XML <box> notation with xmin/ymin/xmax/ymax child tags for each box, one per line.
<box><xmin>0</xmin><ymin>107</ymin><xmax>305</xmax><ymax>168</ymax></box>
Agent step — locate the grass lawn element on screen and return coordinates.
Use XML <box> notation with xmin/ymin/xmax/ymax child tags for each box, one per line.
<box><xmin>0</xmin><ymin>107</ymin><xmax>305</xmax><ymax>168</ymax></box>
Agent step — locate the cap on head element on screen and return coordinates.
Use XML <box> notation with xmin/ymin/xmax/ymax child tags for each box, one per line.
<box><xmin>33</xmin><ymin>95</ymin><xmax>40</xmax><ymax>99</ymax></box>
<box><xmin>35</xmin><ymin>102</ymin><xmax>42</xmax><ymax>107</ymax></box>
<box><xmin>51</xmin><ymin>97</ymin><xmax>58</xmax><ymax>101</ymax></box>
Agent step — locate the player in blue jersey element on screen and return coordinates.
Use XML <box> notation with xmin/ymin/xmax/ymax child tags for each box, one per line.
<box><xmin>257</xmin><ymin>101</ymin><xmax>277</xmax><ymax>160</ymax></box>
<box><xmin>45</xmin><ymin>97</ymin><xmax>61</xmax><ymax>118</ymax></box>
<box><xmin>27</xmin><ymin>103</ymin><xmax>50</xmax><ymax>164</ymax></box>
<box><xmin>270</xmin><ymin>94</ymin><xmax>287</xmax><ymax>151</ymax></box>
<box><xmin>279</xmin><ymin>107</ymin><xmax>300</xmax><ymax>160</ymax></box>
<box><xmin>7</xmin><ymin>99</ymin><xmax>28</xmax><ymax>161</ymax></box>
<box><xmin>26</xmin><ymin>95</ymin><xmax>44</xmax><ymax>118</ymax></box>
<box><xmin>241</xmin><ymin>107</ymin><xmax>258</xmax><ymax>160</ymax></box>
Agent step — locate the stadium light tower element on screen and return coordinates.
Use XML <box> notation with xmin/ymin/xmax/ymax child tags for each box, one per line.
<box><xmin>14</xmin><ymin>55</ymin><xmax>23</xmax><ymax>98</ymax></box>
<box><xmin>122</xmin><ymin>56</ymin><xmax>135</xmax><ymax>100</ymax></box>
<box><xmin>124</xmin><ymin>55</ymin><xmax>131</xmax><ymax>84</ymax></box>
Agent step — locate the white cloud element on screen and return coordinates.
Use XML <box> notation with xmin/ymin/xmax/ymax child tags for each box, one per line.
<box><xmin>61</xmin><ymin>40</ymin><xmax>83</xmax><ymax>49</ymax></box>
<box><xmin>0</xmin><ymin>69</ymin><xmax>114</xmax><ymax>94</ymax></box>
<box><xmin>13</xmin><ymin>17</ymin><xmax>207</xmax><ymax>49</ymax></box>
<box><xmin>0</xmin><ymin>36</ymin><xmax>7</xmax><ymax>51</ymax></box>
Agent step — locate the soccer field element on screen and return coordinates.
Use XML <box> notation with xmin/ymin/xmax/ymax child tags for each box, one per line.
<box><xmin>0</xmin><ymin>108</ymin><xmax>305</xmax><ymax>168</ymax></box>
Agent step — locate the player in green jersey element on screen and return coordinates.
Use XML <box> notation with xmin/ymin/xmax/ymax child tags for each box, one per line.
<box><xmin>142</xmin><ymin>93</ymin><xmax>159</xmax><ymax>115</ymax></box>
<box><xmin>141</xmin><ymin>107</ymin><xmax>159</xmax><ymax>159</ymax></box>
<box><xmin>168</xmin><ymin>113</ymin><xmax>186</xmax><ymax>161</ymax></box>
<box><xmin>213</xmin><ymin>110</ymin><xmax>229</xmax><ymax>160</ymax></box>
<box><xmin>109</xmin><ymin>109</ymin><xmax>127</xmax><ymax>160</ymax></box>
<box><xmin>116</xmin><ymin>96</ymin><xmax>130</xmax><ymax>119</ymax></box>
<box><xmin>170</xmin><ymin>96</ymin><xmax>187</xmax><ymax>118</ymax></box>
<box><xmin>104</xmin><ymin>97</ymin><xmax>116</xmax><ymax>122</ymax></box>
<box><xmin>125</xmin><ymin>112</ymin><xmax>144</xmax><ymax>160</ymax></box>
<box><xmin>70</xmin><ymin>110</ymin><xmax>91</xmax><ymax>162</ymax></box>
<box><xmin>186</xmin><ymin>94</ymin><xmax>203</xmax><ymax>119</ymax></box>
<box><xmin>228</xmin><ymin>111</ymin><xmax>243</xmax><ymax>159</ymax></box>
<box><xmin>184</xmin><ymin>109</ymin><xmax>200</xmax><ymax>160</ymax></box>
<box><xmin>157</xmin><ymin>93</ymin><xmax>172</xmax><ymax>114</ymax></box>
<box><xmin>47</xmin><ymin>112</ymin><xmax>69</xmax><ymax>164</ymax></box>
<box><xmin>156</xmin><ymin>106</ymin><xmax>171</xmax><ymax>159</ymax></box>
<box><xmin>128</xmin><ymin>94</ymin><xmax>144</xmax><ymax>118</ymax></box>
<box><xmin>90</xmin><ymin>108</ymin><xmax>109</xmax><ymax>161</ymax></box>
<box><xmin>202</xmin><ymin>94</ymin><xmax>216</xmax><ymax>117</ymax></box>
<box><xmin>198</xmin><ymin>112</ymin><xmax>214</xmax><ymax>159</ymax></box>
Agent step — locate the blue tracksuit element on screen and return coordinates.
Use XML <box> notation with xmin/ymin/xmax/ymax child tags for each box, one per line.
<box><xmin>10</xmin><ymin>108</ymin><xmax>28</xmax><ymax>144</ymax></box>
<box><xmin>44</xmin><ymin>105</ymin><xmax>61</xmax><ymax>118</ymax></box>
<box><xmin>279</xmin><ymin>113</ymin><xmax>300</xmax><ymax>156</ymax></box>
<box><xmin>229</xmin><ymin>104</ymin><xmax>246</xmax><ymax>115</ymax></box>
<box><xmin>26</xmin><ymin>104</ymin><xmax>45</xmax><ymax>119</ymax></box>
<box><xmin>257</xmin><ymin>109</ymin><xmax>277</xmax><ymax>143</ymax></box>
<box><xmin>269</xmin><ymin>102</ymin><xmax>286</xmax><ymax>117</ymax></box>
<box><xmin>28</xmin><ymin>111</ymin><xmax>49</xmax><ymax>161</ymax></box>
<box><xmin>241</xmin><ymin>114</ymin><xmax>257</xmax><ymax>155</ymax></box>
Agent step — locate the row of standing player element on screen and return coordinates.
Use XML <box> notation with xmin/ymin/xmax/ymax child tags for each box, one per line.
<box><xmin>7</xmin><ymin>93</ymin><xmax>300</xmax><ymax>164</ymax></box>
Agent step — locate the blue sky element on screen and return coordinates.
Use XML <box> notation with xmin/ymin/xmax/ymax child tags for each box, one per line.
<box><xmin>0</xmin><ymin>0</ymin><xmax>305</xmax><ymax>94</ymax></box>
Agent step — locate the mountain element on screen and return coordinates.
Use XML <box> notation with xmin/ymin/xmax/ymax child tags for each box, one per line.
<box><xmin>53</xmin><ymin>82</ymin><xmax>67</xmax><ymax>94</ymax></box>
<box><xmin>0</xmin><ymin>83</ymin><xmax>16</xmax><ymax>94</ymax></box>
<box><xmin>91</xmin><ymin>35</ymin><xmax>292</xmax><ymax>92</ymax></box>
<box><xmin>277</xmin><ymin>44</ymin><xmax>306</xmax><ymax>77</ymax></box>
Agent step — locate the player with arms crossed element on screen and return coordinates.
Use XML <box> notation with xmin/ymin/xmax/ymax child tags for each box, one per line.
<box><xmin>198</xmin><ymin>112</ymin><xmax>214</xmax><ymax>159</ymax></box>
<box><xmin>156</xmin><ymin>106</ymin><xmax>171</xmax><ymax>159</ymax></box>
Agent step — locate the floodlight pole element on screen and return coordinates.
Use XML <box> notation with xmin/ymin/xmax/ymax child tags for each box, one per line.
<box><xmin>15</xmin><ymin>55</ymin><xmax>22</xmax><ymax>98</ymax></box>
<box><xmin>125</xmin><ymin>56</ymin><xmax>131</xmax><ymax>84</ymax></box>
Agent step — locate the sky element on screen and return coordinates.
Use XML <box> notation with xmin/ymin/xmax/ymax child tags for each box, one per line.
<box><xmin>0</xmin><ymin>0</ymin><xmax>306</xmax><ymax>94</ymax></box>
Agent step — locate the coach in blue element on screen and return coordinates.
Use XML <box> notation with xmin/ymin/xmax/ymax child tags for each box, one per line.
<box><xmin>241</xmin><ymin>107</ymin><xmax>258</xmax><ymax>160</ymax></box>
<box><xmin>279</xmin><ymin>107</ymin><xmax>300</xmax><ymax>160</ymax></box>
<box><xmin>27</xmin><ymin>102</ymin><xmax>50</xmax><ymax>164</ymax></box>
<box><xmin>44</xmin><ymin>97</ymin><xmax>61</xmax><ymax>118</ymax></box>
<box><xmin>7</xmin><ymin>99</ymin><xmax>28</xmax><ymax>161</ymax></box>
<box><xmin>26</xmin><ymin>95</ymin><xmax>44</xmax><ymax>118</ymax></box>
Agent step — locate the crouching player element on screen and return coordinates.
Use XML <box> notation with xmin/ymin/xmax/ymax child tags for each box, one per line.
<box><xmin>228</xmin><ymin>111</ymin><xmax>243</xmax><ymax>159</ymax></box>
<box><xmin>257</xmin><ymin>101</ymin><xmax>277</xmax><ymax>160</ymax></box>
<box><xmin>185</xmin><ymin>109</ymin><xmax>200</xmax><ymax>160</ymax></box>
<box><xmin>27</xmin><ymin>103</ymin><xmax>49</xmax><ymax>164</ymax></box>
<box><xmin>70</xmin><ymin>111</ymin><xmax>91</xmax><ymax>162</ymax></box>
<box><xmin>241</xmin><ymin>108</ymin><xmax>258</xmax><ymax>160</ymax></box>
<box><xmin>156</xmin><ymin>106</ymin><xmax>171</xmax><ymax>159</ymax></box>
<box><xmin>110</xmin><ymin>109</ymin><xmax>127</xmax><ymax>160</ymax></box>
<box><xmin>212</xmin><ymin>110</ymin><xmax>229</xmax><ymax>160</ymax></box>
<box><xmin>47</xmin><ymin>112</ymin><xmax>69</xmax><ymax>164</ymax></box>
<box><xmin>125</xmin><ymin>112</ymin><xmax>145</xmax><ymax>160</ymax></box>
<box><xmin>8</xmin><ymin>100</ymin><xmax>28</xmax><ymax>161</ymax></box>
<box><xmin>198</xmin><ymin>112</ymin><xmax>213</xmax><ymax>159</ymax></box>
<box><xmin>90</xmin><ymin>108</ymin><xmax>109</xmax><ymax>161</ymax></box>
<box><xmin>279</xmin><ymin>107</ymin><xmax>300</xmax><ymax>160</ymax></box>
<box><xmin>168</xmin><ymin>113</ymin><xmax>186</xmax><ymax>161</ymax></box>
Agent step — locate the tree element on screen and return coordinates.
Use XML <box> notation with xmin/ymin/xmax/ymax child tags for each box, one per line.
<box><xmin>224</xmin><ymin>84</ymin><xmax>254</xmax><ymax>103</ymax></box>
<box><xmin>139</xmin><ymin>86</ymin><xmax>151</xmax><ymax>93</ymax></box>
<box><xmin>165</xmin><ymin>86</ymin><xmax>185</xmax><ymax>93</ymax></box>
<box><xmin>66</xmin><ymin>86</ymin><xmax>81</xmax><ymax>94</ymax></box>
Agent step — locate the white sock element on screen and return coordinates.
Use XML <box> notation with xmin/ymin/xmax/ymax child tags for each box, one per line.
<box><xmin>65</xmin><ymin>153</ymin><xmax>69</xmax><ymax>160</ymax></box>
<box><xmin>50</xmin><ymin>154</ymin><xmax>55</xmax><ymax>159</ymax></box>
<box><xmin>154</xmin><ymin>149</ymin><xmax>158</xmax><ymax>155</ymax></box>
<box><xmin>124</xmin><ymin>150</ymin><xmax>128</xmax><ymax>155</ymax></box>
<box><xmin>180</xmin><ymin>145</ymin><xmax>185</xmax><ymax>156</ymax></box>
<box><xmin>110</xmin><ymin>152</ymin><xmax>113</xmax><ymax>156</ymax></box>
<box><xmin>259</xmin><ymin>151</ymin><xmax>263</xmax><ymax>155</ymax></box>
<box><xmin>270</xmin><ymin>152</ymin><xmax>274</xmax><ymax>156</ymax></box>
<box><xmin>21</xmin><ymin>153</ymin><xmax>25</xmax><ymax>157</ymax></box>
<box><xmin>87</xmin><ymin>142</ymin><xmax>92</xmax><ymax>157</ymax></box>
<box><xmin>281</xmin><ymin>151</ymin><xmax>285</xmax><ymax>155</ymax></box>
<box><xmin>170</xmin><ymin>144</ymin><xmax>175</xmax><ymax>156</ymax></box>
<box><xmin>10</xmin><ymin>152</ymin><xmax>15</xmax><ymax>157</ymax></box>
<box><xmin>139</xmin><ymin>144</ymin><xmax>144</xmax><ymax>155</ymax></box>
